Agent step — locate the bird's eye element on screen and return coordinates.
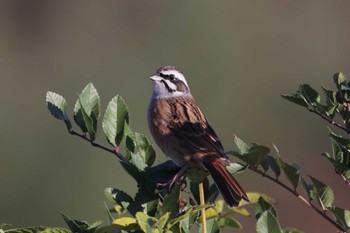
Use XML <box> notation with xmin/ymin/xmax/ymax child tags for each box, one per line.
<box><xmin>169</xmin><ymin>74</ymin><xmax>176</xmax><ymax>81</ymax></box>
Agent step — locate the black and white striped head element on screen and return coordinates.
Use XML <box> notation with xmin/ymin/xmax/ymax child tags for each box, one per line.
<box><xmin>150</xmin><ymin>66</ymin><xmax>190</xmax><ymax>99</ymax></box>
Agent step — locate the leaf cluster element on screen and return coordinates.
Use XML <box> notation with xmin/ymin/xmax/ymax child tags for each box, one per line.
<box><xmin>42</xmin><ymin>83</ymin><xmax>273</xmax><ymax>233</ymax></box>
<box><xmin>282</xmin><ymin>73</ymin><xmax>350</xmax><ymax>183</ymax></box>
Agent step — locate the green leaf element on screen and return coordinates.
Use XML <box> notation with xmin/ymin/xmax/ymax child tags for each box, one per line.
<box><xmin>124</xmin><ymin>122</ymin><xmax>135</xmax><ymax>154</ymax></box>
<box><xmin>282</xmin><ymin>228</ymin><xmax>303</xmax><ymax>233</ymax></box>
<box><xmin>255</xmin><ymin>197</ymin><xmax>277</xmax><ymax>219</ymax></box>
<box><xmin>218</xmin><ymin>217</ymin><xmax>242</xmax><ymax>229</ymax></box>
<box><xmin>265</xmin><ymin>155</ymin><xmax>281</xmax><ymax>178</ymax></box>
<box><xmin>199</xmin><ymin>218</ymin><xmax>220</xmax><ymax>233</ymax></box>
<box><xmin>46</xmin><ymin>91</ymin><xmax>72</xmax><ymax>129</ymax></box>
<box><xmin>130</xmin><ymin>152</ymin><xmax>147</xmax><ymax>171</ymax></box>
<box><xmin>284</xmin><ymin>163</ymin><xmax>301</xmax><ymax>190</ymax></box>
<box><xmin>329</xmin><ymin>130</ymin><xmax>350</xmax><ymax>149</ymax></box>
<box><xmin>95</xmin><ymin>225</ymin><xmax>132</xmax><ymax>233</ymax></box>
<box><xmin>322</xmin><ymin>153</ymin><xmax>350</xmax><ymax>180</ymax></box>
<box><xmin>234</xmin><ymin>136</ymin><xmax>251</xmax><ymax>153</ymax></box>
<box><xmin>113</xmin><ymin>217</ymin><xmax>137</xmax><ymax>226</ymax></box>
<box><xmin>309</xmin><ymin>176</ymin><xmax>334</xmax><ymax>210</ymax></box>
<box><xmin>331</xmin><ymin>207</ymin><xmax>350</xmax><ymax>230</ymax></box>
<box><xmin>78</xmin><ymin>83</ymin><xmax>100</xmax><ymax>119</ymax></box>
<box><xmin>168</xmin><ymin>205</ymin><xmax>206</xmax><ymax>228</ymax></box>
<box><xmin>273</xmin><ymin>145</ymin><xmax>300</xmax><ymax>189</ymax></box>
<box><xmin>157</xmin><ymin>212</ymin><xmax>170</xmax><ymax>230</ymax></box>
<box><xmin>135</xmin><ymin>133</ymin><xmax>156</xmax><ymax>167</ymax></box>
<box><xmin>186</xmin><ymin>168</ymin><xmax>208</xmax><ymax>182</ymax></box>
<box><xmin>301</xmin><ymin>178</ymin><xmax>315</xmax><ymax>201</ymax></box>
<box><xmin>322</xmin><ymin>86</ymin><xmax>338</xmax><ymax>104</ymax></box>
<box><xmin>105</xmin><ymin>187</ymin><xmax>133</xmax><ymax>210</ymax></box>
<box><xmin>74</xmin><ymin>83</ymin><xmax>100</xmax><ymax>140</ymax></box>
<box><xmin>333</xmin><ymin>72</ymin><xmax>347</xmax><ymax>90</ymax></box>
<box><xmin>231</xmin><ymin>142</ymin><xmax>270</xmax><ymax>166</ymax></box>
<box><xmin>299</xmin><ymin>84</ymin><xmax>320</xmax><ymax>106</ymax></box>
<box><xmin>3</xmin><ymin>227</ymin><xmax>71</xmax><ymax>233</ymax></box>
<box><xmin>240</xmin><ymin>192</ymin><xmax>275</xmax><ymax>206</ymax></box>
<box><xmin>59</xmin><ymin>212</ymin><xmax>102</xmax><ymax>233</ymax></box>
<box><xmin>104</xmin><ymin>202</ymin><xmax>114</xmax><ymax>225</ymax></box>
<box><xmin>135</xmin><ymin>212</ymin><xmax>158</xmax><ymax>233</ymax></box>
<box><xmin>256</xmin><ymin>211</ymin><xmax>283</xmax><ymax>233</ymax></box>
<box><xmin>161</xmin><ymin>184</ymin><xmax>181</xmax><ymax>219</ymax></box>
<box><xmin>39</xmin><ymin>228</ymin><xmax>71</xmax><ymax>233</ymax></box>
<box><xmin>281</xmin><ymin>94</ymin><xmax>308</xmax><ymax>108</ymax></box>
<box><xmin>226</xmin><ymin>163</ymin><xmax>249</xmax><ymax>175</ymax></box>
<box><xmin>119</xmin><ymin>161</ymin><xmax>143</xmax><ymax>183</ymax></box>
<box><xmin>102</xmin><ymin>95</ymin><xmax>129</xmax><ymax>147</ymax></box>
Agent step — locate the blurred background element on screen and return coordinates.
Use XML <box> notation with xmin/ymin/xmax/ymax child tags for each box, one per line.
<box><xmin>1</xmin><ymin>1</ymin><xmax>350</xmax><ymax>232</ymax></box>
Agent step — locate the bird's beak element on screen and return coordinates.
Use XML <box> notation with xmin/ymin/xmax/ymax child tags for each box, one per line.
<box><xmin>150</xmin><ymin>75</ymin><xmax>162</xmax><ymax>81</ymax></box>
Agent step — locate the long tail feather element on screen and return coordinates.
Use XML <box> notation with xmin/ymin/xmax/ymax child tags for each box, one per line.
<box><xmin>202</xmin><ymin>157</ymin><xmax>249</xmax><ymax>207</ymax></box>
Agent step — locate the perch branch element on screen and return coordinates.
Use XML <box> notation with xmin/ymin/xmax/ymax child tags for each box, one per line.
<box><xmin>67</xmin><ymin>128</ymin><xmax>126</xmax><ymax>161</ymax></box>
<box><xmin>248</xmin><ymin>166</ymin><xmax>348</xmax><ymax>233</ymax></box>
<box><xmin>308</xmin><ymin>108</ymin><xmax>350</xmax><ymax>134</ymax></box>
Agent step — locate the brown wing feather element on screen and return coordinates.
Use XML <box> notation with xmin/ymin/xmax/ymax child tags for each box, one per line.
<box><xmin>167</xmin><ymin>96</ymin><xmax>227</xmax><ymax>159</ymax></box>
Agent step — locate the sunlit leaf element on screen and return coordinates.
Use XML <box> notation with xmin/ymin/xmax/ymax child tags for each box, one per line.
<box><xmin>333</xmin><ymin>72</ymin><xmax>348</xmax><ymax>90</ymax></box>
<box><xmin>234</xmin><ymin>136</ymin><xmax>251</xmax><ymax>153</ymax></box>
<box><xmin>218</xmin><ymin>217</ymin><xmax>242</xmax><ymax>229</ymax></box>
<box><xmin>226</xmin><ymin>163</ymin><xmax>249</xmax><ymax>175</ymax></box>
<box><xmin>46</xmin><ymin>91</ymin><xmax>72</xmax><ymax>129</ymax></box>
<box><xmin>309</xmin><ymin>176</ymin><xmax>334</xmax><ymax>210</ymax></box>
<box><xmin>239</xmin><ymin>192</ymin><xmax>275</xmax><ymax>206</ymax></box>
<box><xmin>102</xmin><ymin>95</ymin><xmax>129</xmax><ymax>147</ymax></box>
<box><xmin>256</xmin><ymin>211</ymin><xmax>283</xmax><ymax>233</ymax></box>
<box><xmin>135</xmin><ymin>212</ymin><xmax>158</xmax><ymax>233</ymax></box>
<box><xmin>157</xmin><ymin>212</ymin><xmax>170</xmax><ymax>230</ymax></box>
<box><xmin>113</xmin><ymin>217</ymin><xmax>136</xmax><ymax>226</ymax></box>
<box><xmin>73</xmin><ymin>83</ymin><xmax>100</xmax><ymax>140</ymax></box>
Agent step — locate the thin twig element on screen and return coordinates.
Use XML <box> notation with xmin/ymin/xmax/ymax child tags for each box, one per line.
<box><xmin>308</xmin><ymin>108</ymin><xmax>350</xmax><ymax>134</ymax></box>
<box><xmin>199</xmin><ymin>181</ymin><xmax>207</xmax><ymax>233</ymax></box>
<box><xmin>248</xmin><ymin>166</ymin><xmax>348</xmax><ymax>233</ymax></box>
<box><xmin>68</xmin><ymin>129</ymin><xmax>125</xmax><ymax>161</ymax></box>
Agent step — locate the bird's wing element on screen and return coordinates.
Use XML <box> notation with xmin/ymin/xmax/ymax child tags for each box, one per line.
<box><xmin>168</xmin><ymin>97</ymin><xmax>227</xmax><ymax>158</ymax></box>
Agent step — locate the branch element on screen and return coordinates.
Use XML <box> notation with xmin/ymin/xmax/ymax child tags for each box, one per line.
<box><xmin>308</xmin><ymin>108</ymin><xmax>350</xmax><ymax>134</ymax></box>
<box><xmin>67</xmin><ymin>128</ymin><xmax>126</xmax><ymax>162</ymax></box>
<box><xmin>248</xmin><ymin>166</ymin><xmax>348</xmax><ymax>233</ymax></box>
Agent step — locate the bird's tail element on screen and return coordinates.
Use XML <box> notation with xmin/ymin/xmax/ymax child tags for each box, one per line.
<box><xmin>202</xmin><ymin>157</ymin><xmax>249</xmax><ymax>207</ymax></box>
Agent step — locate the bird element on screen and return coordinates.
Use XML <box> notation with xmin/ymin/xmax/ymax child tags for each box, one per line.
<box><xmin>147</xmin><ymin>65</ymin><xmax>249</xmax><ymax>207</ymax></box>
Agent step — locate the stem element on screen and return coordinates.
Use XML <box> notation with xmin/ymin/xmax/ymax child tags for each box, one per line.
<box><xmin>308</xmin><ymin>108</ymin><xmax>350</xmax><ymax>134</ymax></box>
<box><xmin>248</xmin><ymin>166</ymin><xmax>348</xmax><ymax>233</ymax></box>
<box><xmin>68</xmin><ymin>129</ymin><xmax>125</xmax><ymax>161</ymax></box>
<box><xmin>199</xmin><ymin>181</ymin><xmax>207</xmax><ymax>233</ymax></box>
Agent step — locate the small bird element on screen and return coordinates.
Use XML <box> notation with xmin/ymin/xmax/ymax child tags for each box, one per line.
<box><xmin>147</xmin><ymin>66</ymin><xmax>248</xmax><ymax>207</ymax></box>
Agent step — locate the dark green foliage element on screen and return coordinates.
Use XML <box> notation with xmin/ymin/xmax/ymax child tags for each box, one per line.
<box><xmin>28</xmin><ymin>78</ymin><xmax>350</xmax><ymax>233</ymax></box>
<box><xmin>283</xmin><ymin>73</ymin><xmax>350</xmax><ymax>185</ymax></box>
